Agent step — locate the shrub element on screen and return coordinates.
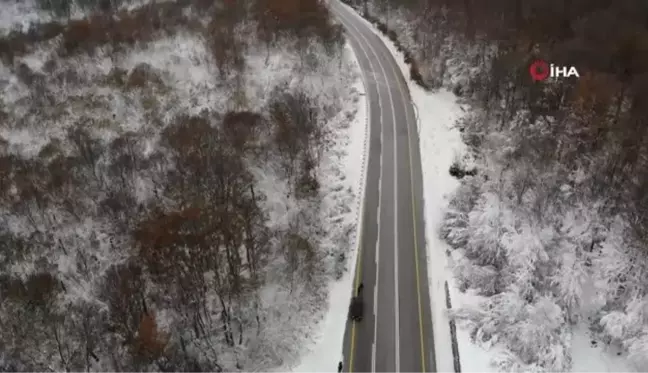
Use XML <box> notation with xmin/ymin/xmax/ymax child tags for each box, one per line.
<box><xmin>253</xmin><ymin>0</ymin><xmax>342</xmax><ymax>54</ymax></box>
<box><xmin>104</xmin><ymin>67</ymin><xmax>129</xmax><ymax>87</ymax></box>
<box><xmin>36</xmin><ymin>0</ymin><xmax>72</xmax><ymax>17</ymax></box>
<box><xmin>222</xmin><ymin>111</ymin><xmax>266</xmax><ymax>155</ymax></box>
<box><xmin>0</xmin><ymin>272</ymin><xmax>63</xmax><ymax>311</ymax></box>
<box><xmin>59</xmin><ymin>1</ymin><xmax>192</xmax><ymax>56</ymax></box>
<box><xmin>449</xmin><ymin>160</ymin><xmax>477</xmax><ymax>179</ymax></box>
<box><xmin>387</xmin><ymin>29</ymin><xmax>398</xmax><ymax>42</ymax></box>
<box><xmin>0</xmin><ymin>22</ymin><xmax>65</xmax><ymax>64</ymax></box>
<box><xmin>410</xmin><ymin>61</ymin><xmax>427</xmax><ymax>88</ymax></box>
<box><xmin>61</xmin><ymin>16</ymin><xmax>110</xmax><ymax>55</ymax></box>
<box><xmin>126</xmin><ymin>63</ymin><xmax>165</xmax><ymax>90</ymax></box>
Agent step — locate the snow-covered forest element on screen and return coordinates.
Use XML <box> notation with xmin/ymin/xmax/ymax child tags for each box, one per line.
<box><xmin>343</xmin><ymin>0</ymin><xmax>648</xmax><ymax>371</ymax></box>
<box><xmin>0</xmin><ymin>0</ymin><xmax>363</xmax><ymax>370</ymax></box>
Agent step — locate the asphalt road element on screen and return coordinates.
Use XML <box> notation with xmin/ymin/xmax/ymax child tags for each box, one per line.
<box><xmin>330</xmin><ymin>2</ymin><xmax>437</xmax><ymax>372</ymax></box>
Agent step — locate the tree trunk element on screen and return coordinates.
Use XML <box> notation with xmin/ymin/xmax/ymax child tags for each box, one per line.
<box><xmin>219</xmin><ymin>297</ymin><xmax>234</xmax><ymax>347</ymax></box>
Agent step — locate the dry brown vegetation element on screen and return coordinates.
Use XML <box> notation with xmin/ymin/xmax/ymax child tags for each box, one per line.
<box><xmin>253</xmin><ymin>0</ymin><xmax>345</xmax><ymax>60</ymax></box>
<box><xmin>59</xmin><ymin>2</ymin><xmax>200</xmax><ymax>56</ymax></box>
<box><xmin>0</xmin><ymin>21</ymin><xmax>65</xmax><ymax>64</ymax></box>
<box><xmin>0</xmin><ymin>99</ymin><xmax>332</xmax><ymax>370</ymax></box>
<box><xmin>0</xmin><ymin>0</ymin><xmax>207</xmax><ymax>63</ymax></box>
<box><xmin>0</xmin><ymin>0</ymin><xmax>352</xmax><ymax>370</ymax></box>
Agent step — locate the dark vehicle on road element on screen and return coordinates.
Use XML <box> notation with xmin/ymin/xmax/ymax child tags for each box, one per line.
<box><xmin>349</xmin><ymin>283</ymin><xmax>364</xmax><ymax>321</ymax></box>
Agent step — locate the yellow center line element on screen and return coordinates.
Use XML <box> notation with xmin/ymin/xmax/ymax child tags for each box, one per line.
<box><xmin>349</xmin><ymin>323</ymin><xmax>357</xmax><ymax>372</ymax></box>
<box><xmin>370</xmin><ymin>22</ymin><xmax>428</xmax><ymax>369</ymax></box>
<box><xmin>335</xmin><ymin>3</ymin><xmax>427</xmax><ymax>372</ymax></box>
<box><xmin>348</xmin><ymin>215</ymin><xmax>364</xmax><ymax>373</ymax></box>
<box><xmin>372</xmin><ymin>29</ymin><xmax>428</xmax><ymax>370</ymax></box>
<box><xmin>411</xmin><ymin>177</ymin><xmax>427</xmax><ymax>372</ymax></box>
<box><xmin>397</xmin><ymin>54</ymin><xmax>427</xmax><ymax>373</ymax></box>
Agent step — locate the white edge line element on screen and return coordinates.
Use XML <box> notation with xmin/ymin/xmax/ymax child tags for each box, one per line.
<box><xmin>373</xmin><ymin>279</ymin><xmax>378</xmax><ymax>311</ymax></box>
<box><xmin>358</xmin><ymin>6</ymin><xmax>430</xmax><ymax>371</ymax></box>
<box><xmin>332</xmin><ymin>3</ymin><xmax>383</xmax><ymax>372</ymax></box>
<box><xmin>412</xmin><ymin>101</ymin><xmax>420</xmax><ymax>134</ymax></box>
<box><xmin>336</xmin><ymin>9</ymin><xmax>370</xmax><ymax>371</ymax></box>
<box><xmin>346</xmin><ymin>23</ymin><xmax>370</xmax><ymax>291</ymax></box>
<box><xmin>334</xmin><ymin>4</ymin><xmax>402</xmax><ymax>372</ymax></box>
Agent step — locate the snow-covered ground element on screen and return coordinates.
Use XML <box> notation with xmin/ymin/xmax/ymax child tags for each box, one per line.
<box><xmin>0</xmin><ymin>0</ymin><xmax>174</xmax><ymax>35</ymax></box>
<box><xmin>340</xmin><ymin>3</ymin><xmax>637</xmax><ymax>372</ymax></box>
<box><xmin>0</xmin><ymin>0</ymin><xmax>52</xmax><ymax>35</ymax></box>
<box><xmin>0</xmin><ymin>2</ymin><xmax>364</xmax><ymax>370</ymax></box>
<box><xmin>288</xmin><ymin>41</ymin><xmax>368</xmax><ymax>373</ymax></box>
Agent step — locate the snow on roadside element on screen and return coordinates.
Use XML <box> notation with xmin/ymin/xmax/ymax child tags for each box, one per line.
<box><xmin>288</xmin><ymin>41</ymin><xmax>368</xmax><ymax>372</ymax></box>
<box><xmin>446</xmin><ymin>277</ymin><xmax>636</xmax><ymax>372</ymax></box>
<box><xmin>454</xmin><ymin>328</ymin><xmax>499</xmax><ymax>372</ymax></box>
<box><xmin>445</xmin><ymin>279</ymin><xmax>506</xmax><ymax>372</ymax></box>
<box><xmin>571</xmin><ymin>324</ymin><xmax>633</xmax><ymax>372</ymax></box>
<box><xmin>410</xmin><ymin>88</ymin><xmax>466</xmax><ymax>373</ymax></box>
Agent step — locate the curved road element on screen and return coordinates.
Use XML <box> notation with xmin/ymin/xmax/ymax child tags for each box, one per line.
<box><xmin>330</xmin><ymin>2</ymin><xmax>436</xmax><ymax>372</ymax></box>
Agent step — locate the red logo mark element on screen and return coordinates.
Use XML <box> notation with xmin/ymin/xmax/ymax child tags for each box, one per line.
<box><xmin>529</xmin><ymin>60</ymin><xmax>550</xmax><ymax>82</ymax></box>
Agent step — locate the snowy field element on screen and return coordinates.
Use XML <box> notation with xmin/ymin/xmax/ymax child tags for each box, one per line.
<box><xmin>339</xmin><ymin>2</ymin><xmax>637</xmax><ymax>372</ymax></box>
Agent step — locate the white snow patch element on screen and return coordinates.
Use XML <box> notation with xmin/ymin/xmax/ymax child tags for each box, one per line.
<box><xmin>134</xmin><ymin>175</ymin><xmax>156</xmax><ymax>203</ymax></box>
<box><xmin>0</xmin><ymin>0</ymin><xmax>52</xmax><ymax>36</ymax></box>
<box><xmin>571</xmin><ymin>324</ymin><xmax>634</xmax><ymax>372</ymax></box>
<box><xmin>20</xmin><ymin>47</ymin><xmax>52</xmax><ymax>73</ymax></box>
<box><xmin>252</xmin><ymin>165</ymin><xmax>300</xmax><ymax>230</ymax></box>
<box><xmin>454</xmin><ymin>327</ymin><xmax>500</xmax><ymax>372</ymax></box>
<box><xmin>447</xmin><ymin>277</ymin><xmax>507</xmax><ymax>372</ymax></box>
<box><xmin>0</xmin><ymin>63</ymin><xmax>30</xmax><ymax>106</ymax></box>
<box><xmin>122</xmin><ymin>34</ymin><xmax>221</xmax><ymax>115</ymax></box>
<box><xmin>0</xmin><ymin>127</ymin><xmax>51</xmax><ymax>157</ymax></box>
<box><xmin>66</xmin><ymin>52</ymin><xmax>116</xmax><ymax>79</ymax></box>
<box><xmin>245</xmin><ymin>47</ymin><xmax>300</xmax><ymax>111</ymax></box>
<box><xmin>0</xmin><ymin>0</ymin><xmax>168</xmax><ymax>36</ymax></box>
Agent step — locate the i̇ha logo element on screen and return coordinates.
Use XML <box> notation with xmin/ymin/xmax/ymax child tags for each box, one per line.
<box><xmin>529</xmin><ymin>59</ymin><xmax>580</xmax><ymax>82</ymax></box>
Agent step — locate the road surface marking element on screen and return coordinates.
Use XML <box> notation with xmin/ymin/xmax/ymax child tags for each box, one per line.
<box><xmin>331</xmin><ymin>5</ymin><xmax>384</xmax><ymax>372</ymax></box>
<box><xmin>379</xmin><ymin>29</ymin><xmax>429</xmax><ymax>372</ymax></box>
<box><xmin>336</xmin><ymin>3</ymin><xmax>430</xmax><ymax>371</ymax></box>
<box><xmin>372</xmin><ymin>342</ymin><xmax>377</xmax><ymax>372</ymax></box>
<box><xmin>373</xmin><ymin>276</ymin><xmax>378</xmax><ymax>312</ymax></box>
<box><xmin>349</xmin><ymin>321</ymin><xmax>358</xmax><ymax>373</ymax></box>
<box><xmin>334</xmin><ymin>7</ymin><xmax>402</xmax><ymax>371</ymax></box>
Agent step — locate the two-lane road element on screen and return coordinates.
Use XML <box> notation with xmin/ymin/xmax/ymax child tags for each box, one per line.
<box><xmin>331</xmin><ymin>2</ymin><xmax>436</xmax><ymax>372</ymax></box>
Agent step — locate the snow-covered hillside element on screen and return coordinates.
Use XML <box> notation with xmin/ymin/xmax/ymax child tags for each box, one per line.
<box><xmin>0</xmin><ymin>0</ymin><xmax>364</xmax><ymax>371</ymax></box>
